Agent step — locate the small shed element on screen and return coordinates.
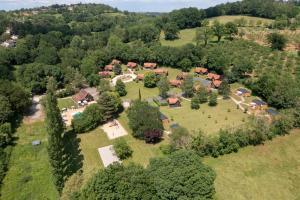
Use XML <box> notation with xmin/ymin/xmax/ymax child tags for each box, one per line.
<box><xmin>212</xmin><ymin>80</ymin><xmax>222</xmax><ymax>88</ymax></box>
<box><xmin>169</xmin><ymin>80</ymin><xmax>182</xmax><ymax>87</ymax></box>
<box><xmin>153</xmin><ymin>69</ymin><xmax>168</xmax><ymax>76</ymax></box>
<box><xmin>137</xmin><ymin>74</ymin><xmax>144</xmax><ymax>80</ymax></box>
<box><xmin>72</xmin><ymin>89</ymin><xmax>94</xmax><ymax>103</ymax></box>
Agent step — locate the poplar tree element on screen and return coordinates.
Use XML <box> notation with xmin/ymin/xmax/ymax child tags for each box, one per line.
<box><xmin>45</xmin><ymin>77</ymin><xmax>66</xmax><ymax>193</ymax></box>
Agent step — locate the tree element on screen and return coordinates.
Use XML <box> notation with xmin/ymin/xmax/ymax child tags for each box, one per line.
<box><xmin>148</xmin><ymin>150</ymin><xmax>216</xmax><ymax>199</ymax></box>
<box><xmin>113</xmin><ymin>138</ymin><xmax>133</xmax><ymax>160</ymax></box>
<box><xmin>144</xmin><ymin>129</ymin><xmax>163</xmax><ymax>143</ymax></box>
<box><xmin>113</xmin><ymin>64</ymin><xmax>122</xmax><ymax>75</ymax></box>
<box><xmin>157</xmin><ymin>76</ymin><xmax>169</xmax><ymax>98</ymax></box>
<box><xmin>164</xmin><ymin>23</ymin><xmax>179</xmax><ymax>40</ymax></box>
<box><xmin>144</xmin><ymin>72</ymin><xmax>157</xmax><ymax>88</ymax></box>
<box><xmin>225</xmin><ymin>22</ymin><xmax>238</xmax><ymax>40</ymax></box>
<box><xmin>212</xmin><ymin>20</ymin><xmax>225</xmax><ymax>42</ymax></box>
<box><xmin>181</xmin><ymin>75</ymin><xmax>194</xmax><ymax>98</ymax></box>
<box><xmin>0</xmin><ymin>123</ymin><xmax>12</xmax><ymax>147</ymax></box>
<box><xmin>195</xmin><ymin>27</ymin><xmax>212</xmax><ymax>46</ymax></box>
<box><xmin>209</xmin><ymin>92</ymin><xmax>218</xmax><ymax>106</ymax></box>
<box><xmin>45</xmin><ymin>77</ymin><xmax>66</xmax><ymax>193</ymax></box>
<box><xmin>197</xmin><ymin>87</ymin><xmax>208</xmax><ymax>103</ymax></box>
<box><xmin>72</xmin><ymin>70</ymin><xmax>85</xmax><ymax>89</ymax></box>
<box><xmin>127</xmin><ymin>100</ymin><xmax>163</xmax><ymax>140</ymax></box>
<box><xmin>218</xmin><ymin>79</ymin><xmax>231</xmax><ymax>99</ymax></box>
<box><xmin>170</xmin><ymin>126</ymin><xmax>191</xmax><ymax>149</ymax></box>
<box><xmin>87</xmin><ymin>74</ymin><xmax>100</xmax><ymax>87</ymax></box>
<box><xmin>267</xmin><ymin>33</ymin><xmax>287</xmax><ymax>50</ymax></box>
<box><xmin>98</xmin><ymin>79</ymin><xmax>112</xmax><ymax>94</ymax></box>
<box><xmin>98</xmin><ymin>92</ymin><xmax>122</xmax><ymax>121</ymax></box>
<box><xmin>115</xmin><ymin>79</ymin><xmax>127</xmax><ymax>97</ymax></box>
<box><xmin>191</xmin><ymin>96</ymin><xmax>200</xmax><ymax>109</ymax></box>
<box><xmin>178</xmin><ymin>58</ymin><xmax>192</xmax><ymax>72</ymax></box>
<box><xmin>0</xmin><ymin>96</ymin><xmax>12</xmax><ymax>124</ymax></box>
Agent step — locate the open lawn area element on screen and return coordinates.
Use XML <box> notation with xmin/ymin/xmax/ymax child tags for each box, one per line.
<box><xmin>160</xmin><ymin>28</ymin><xmax>196</xmax><ymax>47</ymax></box>
<box><xmin>160</xmin><ymin>98</ymin><xmax>248</xmax><ymax>135</ymax></box>
<box><xmin>208</xmin><ymin>15</ymin><xmax>273</xmax><ymax>26</ymax></box>
<box><xmin>204</xmin><ymin>129</ymin><xmax>300</xmax><ymax>200</ymax></box>
<box><xmin>57</xmin><ymin>97</ymin><xmax>77</xmax><ymax>110</ymax></box>
<box><xmin>0</xmin><ymin>122</ymin><xmax>58</xmax><ymax>200</ymax></box>
<box><xmin>78</xmin><ymin>112</ymin><xmax>165</xmax><ymax>182</ymax></box>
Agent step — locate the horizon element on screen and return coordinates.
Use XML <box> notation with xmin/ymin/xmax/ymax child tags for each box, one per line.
<box><xmin>0</xmin><ymin>0</ymin><xmax>240</xmax><ymax>12</ymax></box>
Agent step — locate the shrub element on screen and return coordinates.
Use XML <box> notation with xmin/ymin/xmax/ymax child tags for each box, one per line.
<box><xmin>113</xmin><ymin>138</ymin><xmax>133</xmax><ymax>160</ymax></box>
<box><xmin>0</xmin><ymin>123</ymin><xmax>12</xmax><ymax>147</ymax></box>
<box><xmin>209</xmin><ymin>92</ymin><xmax>218</xmax><ymax>106</ymax></box>
<box><xmin>72</xmin><ymin>104</ymin><xmax>104</xmax><ymax>133</ymax></box>
<box><xmin>115</xmin><ymin>79</ymin><xmax>127</xmax><ymax>97</ymax></box>
<box><xmin>144</xmin><ymin>129</ymin><xmax>163</xmax><ymax>143</ymax></box>
<box><xmin>144</xmin><ymin>72</ymin><xmax>157</xmax><ymax>88</ymax></box>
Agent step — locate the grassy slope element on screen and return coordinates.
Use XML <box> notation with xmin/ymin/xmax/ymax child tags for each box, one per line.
<box><xmin>205</xmin><ymin>129</ymin><xmax>300</xmax><ymax>200</ymax></box>
<box><xmin>160</xmin><ymin>28</ymin><xmax>197</xmax><ymax>47</ymax></box>
<box><xmin>1</xmin><ymin>122</ymin><xmax>59</xmax><ymax>200</ymax></box>
<box><xmin>208</xmin><ymin>15</ymin><xmax>274</xmax><ymax>25</ymax></box>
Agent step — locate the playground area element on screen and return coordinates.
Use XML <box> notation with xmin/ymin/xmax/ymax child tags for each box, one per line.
<box><xmin>101</xmin><ymin>120</ymin><xmax>128</xmax><ymax>140</ymax></box>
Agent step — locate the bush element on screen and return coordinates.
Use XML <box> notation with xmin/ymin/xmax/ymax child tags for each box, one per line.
<box><xmin>0</xmin><ymin>123</ymin><xmax>12</xmax><ymax>147</ymax></box>
<box><xmin>209</xmin><ymin>92</ymin><xmax>218</xmax><ymax>106</ymax></box>
<box><xmin>72</xmin><ymin>104</ymin><xmax>104</xmax><ymax>133</ymax></box>
<box><xmin>115</xmin><ymin>79</ymin><xmax>127</xmax><ymax>97</ymax></box>
<box><xmin>191</xmin><ymin>96</ymin><xmax>200</xmax><ymax>109</ymax></box>
<box><xmin>144</xmin><ymin>72</ymin><xmax>157</xmax><ymax>88</ymax></box>
<box><xmin>113</xmin><ymin>138</ymin><xmax>133</xmax><ymax>160</ymax></box>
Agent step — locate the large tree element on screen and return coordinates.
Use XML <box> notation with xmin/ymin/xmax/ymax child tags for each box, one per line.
<box><xmin>164</xmin><ymin>23</ymin><xmax>179</xmax><ymax>40</ymax></box>
<box><xmin>45</xmin><ymin>78</ymin><xmax>66</xmax><ymax>193</ymax></box>
<box><xmin>157</xmin><ymin>76</ymin><xmax>170</xmax><ymax>98</ymax></box>
<box><xmin>212</xmin><ymin>20</ymin><xmax>225</xmax><ymax>42</ymax></box>
<box><xmin>127</xmin><ymin>100</ymin><xmax>163</xmax><ymax>141</ymax></box>
<box><xmin>98</xmin><ymin>92</ymin><xmax>122</xmax><ymax>121</ymax></box>
<box><xmin>181</xmin><ymin>75</ymin><xmax>194</xmax><ymax>98</ymax></box>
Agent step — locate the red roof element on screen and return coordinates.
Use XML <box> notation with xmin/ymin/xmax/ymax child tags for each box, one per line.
<box><xmin>153</xmin><ymin>68</ymin><xmax>168</xmax><ymax>75</ymax></box>
<box><xmin>127</xmin><ymin>62</ymin><xmax>137</xmax><ymax>68</ymax></box>
<box><xmin>104</xmin><ymin>65</ymin><xmax>113</xmax><ymax>71</ymax></box>
<box><xmin>195</xmin><ymin>67</ymin><xmax>208</xmax><ymax>74</ymax></box>
<box><xmin>169</xmin><ymin>80</ymin><xmax>182</xmax><ymax>87</ymax></box>
<box><xmin>137</xmin><ymin>74</ymin><xmax>144</xmax><ymax>80</ymax></box>
<box><xmin>168</xmin><ymin>97</ymin><xmax>180</xmax><ymax>105</ymax></box>
<box><xmin>99</xmin><ymin>71</ymin><xmax>112</xmax><ymax>77</ymax></box>
<box><xmin>207</xmin><ymin>73</ymin><xmax>221</xmax><ymax>80</ymax></box>
<box><xmin>144</xmin><ymin>63</ymin><xmax>157</xmax><ymax>69</ymax></box>
<box><xmin>213</xmin><ymin>80</ymin><xmax>222</xmax><ymax>88</ymax></box>
<box><xmin>72</xmin><ymin>90</ymin><xmax>89</xmax><ymax>102</ymax></box>
<box><xmin>111</xmin><ymin>59</ymin><xmax>121</xmax><ymax>65</ymax></box>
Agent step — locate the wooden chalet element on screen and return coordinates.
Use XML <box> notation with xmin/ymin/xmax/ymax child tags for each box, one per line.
<box><xmin>236</xmin><ymin>88</ymin><xmax>251</xmax><ymax>97</ymax></box>
<box><xmin>251</xmin><ymin>99</ymin><xmax>268</xmax><ymax>110</ymax></box>
<box><xmin>104</xmin><ymin>64</ymin><xmax>114</xmax><ymax>71</ymax></box>
<box><xmin>194</xmin><ymin>67</ymin><xmax>208</xmax><ymax>75</ymax></box>
<box><xmin>137</xmin><ymin>74</ymin><xmax>144</xmax><ymax>80</ymax></box>
<box><xmin>153</xmin><ymin>68</ymin><xmax>168</xmax><ymax>76</ymax></box>
<box><xmin>99</xmin><ymin>71</ymin><xmax>112</xmax><ymax>78</ymax></box>
<box><xmin>127</xmin><ymin>62</ymin><xmax>138</xmax><ymax>69</ymax></box>
<box><xmin>111</xmin><ymin>59</ymin><xmax>121</xmax><ymax>65</ymax></box>
<box><xmin>167</xmin><ymin>97</ymin><xmax>181</xmax><ymax>108</ymax></box>
<box><xmin>212</xmin><ymin>80</ymin><xmax>222</xmax><ymax>88</ymax></box>
<box><xmin>143</xmin><ymin>62</ymin><xmax>157</xmax><ymax>69</ymax></box>
<box><xmin>207</xmin><ymin>73</ymin><xmax>221</xmax><ymax>80</ymax></box>
<box><xmin>169</xmin><ymin>80</ymin><xmax>182</xmax><ymax>87</ymax></box>
<box><xmin>72</xmin><ymin>89</ymin><xmax>94</xmax><ymax>103</ymax></box>
<box><xmin>176</xmin><ymin>72</ymin><xmax>188</xmax><ymax>80</ymax></box>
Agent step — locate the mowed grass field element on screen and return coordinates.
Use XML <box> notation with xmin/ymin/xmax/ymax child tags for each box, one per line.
<box><xmin>208</xmin><ymin>15</ymin><xmax>273</xmax><ymax>25</ymax></box>
<box><xmin>160</xmin><ymin>98</ymin><xmax>247</xmax><ymax>135</ymax></box>
<box><xmin>205</xmin><ymin>129</ymin><xmax>300</xmax><ymax>200</ymax></box>
<box><xmin>57</xmin><ymin>97</ymin><xmax>77</xmax><ymax>110</ymax></box>
<box><xmin>1</xmin><ymin>122</ymin><xmax>59</xmax><ymax>200</ymax></box>
<box><xmin>160</xmin><ymin>28</ymin><xmax>197</xmax><ymax>47</ymax></box>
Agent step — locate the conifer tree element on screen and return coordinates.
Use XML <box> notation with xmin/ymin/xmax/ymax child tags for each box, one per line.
<box><xmin>45</xmin><ymin>77</ymin><xmax>66</xmax><ymax>193</ymax></box>
<box><xmin>115</xmin><ymin>79</ymin><xmax>127</xmax><ymax>97</ymax></box>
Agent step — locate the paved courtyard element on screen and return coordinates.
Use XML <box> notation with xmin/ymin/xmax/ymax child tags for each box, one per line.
<box><xmin>98</xmin><ymin>145</ymin><xmax>121</xmax><ymax>167</ymax></box>
<box><xmin>101</xmin><ymin>120</ymin><xmax>128</xmax><ymax>139</ymax></box>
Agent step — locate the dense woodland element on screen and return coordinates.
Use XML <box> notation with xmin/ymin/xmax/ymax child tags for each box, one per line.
<box><xmin>1</xmin><ymin>0</ymin><xmax>300</xmax><ymax>199</ymax></box>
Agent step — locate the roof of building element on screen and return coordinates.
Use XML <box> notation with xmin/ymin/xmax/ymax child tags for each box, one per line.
<box><xmin>137</xmin><ymin>74</ymin><xmax>144</xmax><ymax>79</ymax></box>
<box><xmin>99</xmin><ymin>71</ymin><xmax>112</xmax><ymax>76</ymax></box>
<box><xmin>193</xmin><ymin>77</ymin><xmax>212</xmax><ymax>87</ymax></box>
<box><xmin>176</xmin><ymin>72</ymin><xmax>189</xmax><ymax>79</ymax></box>
<box><xmin>170</xmin><ymin>80</ymin><xmax>182</xmax><ymax>86</ymax></box>
<box><xmin>104</xmin><ymin>65</ymin><xmax>113</xmax><ymax>71</ymax></box>
<box><xmin>237</xmin><ymin>88</ymin><xmax>250</xmax><ymax>93</ymax></box>
<box><xmin>127</xmin><ymin>62</ymin><xmax>137</xmax><ymax>68</ymax></box>
<box><xmin>168</xmin><ymin>97</ymin><xmax>180</xmax><ymax>105</ymax></box>
<box><xmin>153</xmin><ymin>68</ymin><xmax>168</xmax><ymax>74</ymax></box>
<box><xmin>207</xmin><ymin>73</ymin><xmax>221</xmax><ymax>80</ymax></box>
<box><xmin>252</xmin><ymin>99</ymin><xmax>267</xmax><ymax>106</ymax></box>
<box><xmin>144</xmin><ymin>62</ymin><xmax>157</xmax><ymax>68</ymax></box>
<box><xmin>72</xmin><ymin>90</ymin><xmax>90</xmax><ymax>102</ymax></box>
<box><xmin>195</xmin><ymin>67</ymin><xmax>208</xmax><ymax>73</ymax></box>
<box><xmin>213</xmin><ymin>80</ymin><xmax>222</xmax><ymax>88</ymax></box>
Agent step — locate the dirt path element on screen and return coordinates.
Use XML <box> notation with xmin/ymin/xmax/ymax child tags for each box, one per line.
<box><xmin>23</xmin><ymin>95</ymin><xmax>45</xmax><ymax>124</ymax></box>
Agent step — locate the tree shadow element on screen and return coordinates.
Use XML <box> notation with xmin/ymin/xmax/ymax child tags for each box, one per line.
<box><xmin>63</xmin><ymin>130</ymin><xmax>84</xmax><ymax>179</ymax></box>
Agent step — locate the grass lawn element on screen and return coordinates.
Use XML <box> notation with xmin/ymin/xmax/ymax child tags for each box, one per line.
<box><xmin>57</xmin><ymin>98</ymin><xmax>77</xmax><ymax>110</ymax></box>
<box><xmin>160</xmin><ymin>98</ymin><xmax>247</xmax><ymax>135</ymax></box>
<box><xmin>122</xmin><ymin>82</ymin><xmax>159</xmax><ymax>101</ymax></box>
<box><xmin>0</xmin><ymin>122</ymin><xmax>59</xmax><ymax>200</ymax></box>
<box><xmin>160</xmin><ymin>28</ymin><xmax>197</xmax><ymax>47</ymax></box>
<box><xmin>204</xmin><ymin>129</ymin><xmax>300</xmax><ymax>200</ymax></box>
<box><xmin>208</xmin><ymin>15</ymin><xmax>273</xmax><ymax>25</ymax></box>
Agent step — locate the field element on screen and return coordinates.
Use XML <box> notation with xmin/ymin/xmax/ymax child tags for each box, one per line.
<box><xmin>208</xmin><ymin>15</ymin><xmax>273</xmax><ymax>26</ymax></box>
<box><xmin>160</xmin><ymin>98</ymin><xmax>247</xmax><ymax>135</ymax></box>
<box><xmin>205</xmin><ymin>129</ymin><xmax>300</xmax><ymax>200</ymax></box>
<box><xmin>160</xmin><ymin>28</ymin><xmax>197</xmax><ymax>47</ymax></box>
<box><xmin>0</xmin><ymin>122</ymin><xmax>59</xmax><ymax>200</ymax></box>
<box><xmin>57</xmin><ymin>98</ymin><xmax>77</xmax><ymax>110</ymax></box>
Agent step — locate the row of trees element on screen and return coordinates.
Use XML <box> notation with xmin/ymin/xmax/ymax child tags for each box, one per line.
<box><xmin>73</xmin><ymin>150</ymin><xmax>216</xmax><ymax>200</ymax></box>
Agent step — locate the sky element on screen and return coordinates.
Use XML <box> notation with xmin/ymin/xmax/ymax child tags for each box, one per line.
<box><xmin>0</xmin><ymin>0</ymin><xmax>239</xmax><ymax>12</ymax></box>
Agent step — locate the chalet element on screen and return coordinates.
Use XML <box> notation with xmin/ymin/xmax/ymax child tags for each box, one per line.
<box><xmin>194</xmin><ymin>67</ymin><xmax>208</xmax><ymax>75</ymax></box>
<box><xmin>99</xmin><ymin>71</ymin><xmax>112</xmax><ymax>78</ymax></box>
<box><xmin>167</xmin><ymin>97</ymin><xmax>181</xmax><ymax>108</ymax></box>
<box><xmin>127</xmin><ymin>62</ymin><xmax>138</xmax><ymax>69</ymax></box>
<box><xmin>153</xmin><ymin>69</ymin><xmax>168</xmax><ymax>76</ymax></box>
<box><xmin>137</xmin><ymin>74</ymin><xmax>144</xmax><ymax>80</ymax></box>
<box><xmin>251</xmin><ymin>99</ymin><xmax>268</xmax><ymax>110</ymax></box>
<box><xmin>176</xmin><ymin>72</ymin><xmax>188</xmax><ymax>80</ymax></box>
<box><xmin>104</xmin><ymin>65</ymin><xmax>114</xmax><ymax>71</ymax></box>
<box><xmin>160</xmin><ymin>112</ymin><xmax>170</xmax><ymax>126</ymax></box>
<box><xmin>72</xmin><ymin>89</ymin><xmax>94</xmax><ymax>103</ymax></box>
<box><xmin>143</xmin><ymin>62</ymin><xmax>157</xmax><ymax>69</ymax></box>
<box><xmin>207</xmin><ymin>73</ymin><xmax>221</xmax><ymax>80</ymax></box>
<box><xmin>212</xmin><ymin>80</ymin><xmax>222</xmax><ymax>88</ymax></box>
<box><xmin>169</xmin><ymin>80</ymin><xmax>182</xmax><ymax>87</ymax></box>
<box><xmin>111</xmin><ymin>59</ymin><xmax>121</xmax><ymax>65</ymax></box>
<box><xmin>236</xmin><ymin>88</ymin><xmax>251</xmax><ymax>97</ymax></box>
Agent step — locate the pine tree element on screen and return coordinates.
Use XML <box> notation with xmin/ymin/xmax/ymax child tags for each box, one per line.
<box><xmin>138</xmin><ymin>88</ymin><xmax>142</xmax><ymax>101</ymax></box>
<box><xmin>197</xmin><ymin>88</ymin><xmax>208</xmax><ymax>103</ymax></box>
<box><xmin>115</xmin><ymin>79</ymin><xmax>127</xmax><ymax>97</ymax></box>
<box><xmin>191</xmin><ymin>96</ymin><xmax>200</xmax><ymax>109</ymax></box>
<box><xmin>45</xmin><ymin>77</ymin><xmax>66</xmax><ymax>193</ymax></box>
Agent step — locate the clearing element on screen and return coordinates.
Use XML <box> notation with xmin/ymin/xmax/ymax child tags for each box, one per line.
<box><xmin>205</xmin><ymin>129</ymin><xmax>300</xmax><ymax>200</ymax></box>
<box><xmin>160</xmin><ymin>28</ymin><xmax>197</xmax><ymax>47</ymax></box>
<box><xmin>208</xmin><ymin>15</ymin><xmax>273</xmax><ymax>26</ymax></box>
